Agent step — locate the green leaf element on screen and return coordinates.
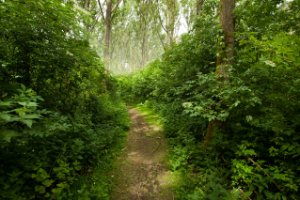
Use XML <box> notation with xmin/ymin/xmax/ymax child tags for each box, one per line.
<box><xmin>0</xmin><ymin>101</ymin><xmax>13</xmax><ymax>107</ymax></box>
<box><xmin>35</xmin><ymin>185</ymin><xmax>46</xmax><ymax>194</ymax></box>
<box><xmin>42</xmin><ymin>179</ymin><xmax>54</xmax><ymax>187</ymax></box>
<box><xmin>0</xmin><ymin>112</ymin><xmax>12</xmax><ymax>122</ymax></box>
<box><xmin>246</xmin><ymin>115</ymin><xmax>253</xmax><ymax>122</ymax></box>
<box><xmin>18</xmin><ymin>102</ymin><xmax>38</xmax><ymax>107</ymax></box>
<box><xmin>0</xmin><ymin>129</ymin><xmax>19</xmax><ymax>142</ymax></box>
<box><xmin>24</xmin><ymin>114</ymin><xmax>41</xmax><ymax>119</ymax></box>
<box><xmin>20</xmin><ymin>119</ymin><xmax>33</xmax><ymax>128</ymax></box>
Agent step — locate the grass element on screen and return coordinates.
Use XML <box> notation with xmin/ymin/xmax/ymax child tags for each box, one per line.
<box><xmin>135</xmin><ymin>103</ymin><xmax>163</xmax><ymax>127</ymax></box>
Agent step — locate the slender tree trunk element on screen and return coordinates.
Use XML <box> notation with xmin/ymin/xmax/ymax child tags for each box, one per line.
<box><xmin>104</xmin><ymin>0</ymin><xmax>112</xmax><ymax>69</ymax></box>
<box><xmin>168</xmin><ymin>28</ymin><xmax>174</xmax><ymax>45</ymax></box>
<box><xmin>204</xmin><ymin>0</ymin><xmax>235</xmax><ymax>146</ymax></box>
<box><xmin>139</xmin><ymin>4</ymin><xmax>147</xmax><ymax>67</ymax></box>
<box><xmin>167</xmin><ymin>0</ymin><xmax>176</xmax><ymax>45</ymax></box>
<box><xmin>155</xmin><ymin>0</ymin><xmax>177</xmax><ymax>46</ymax></box>
<box><xmin>141</xmin><ymin>31</ymin><xmax>147</xmax><ymax>67</ymax></box>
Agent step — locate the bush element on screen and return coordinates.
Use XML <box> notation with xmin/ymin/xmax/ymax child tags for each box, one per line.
<box><xmin>0</xmin><ymin>1</ymin><xmax>129</xmax><ymax>199</ymax></box>
<box><xmin>118</xmin><ymin>3</ymin><xmax>300</xmax><ymax>198</ymax></box>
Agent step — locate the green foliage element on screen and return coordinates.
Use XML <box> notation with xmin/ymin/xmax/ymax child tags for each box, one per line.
<box><xmin>0</xmin><ymin>85</ymin><xmax>45</xmax><ymax>129</ymax></box>
<box><xmin>0</xmin><ymin>0</ymin><xmax>129</xmax><ymax>199</ymax></box>
<box><xmin>118</xmin><ymin>0</ymin><xmax>300</xmax><ymax>199</ymax></box>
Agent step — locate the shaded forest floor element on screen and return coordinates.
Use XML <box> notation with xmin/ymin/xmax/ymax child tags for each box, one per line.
<box><xmin>111</xmin><ymin>108</ymin><xmax>175</xmax><ymax>200</ymax></box>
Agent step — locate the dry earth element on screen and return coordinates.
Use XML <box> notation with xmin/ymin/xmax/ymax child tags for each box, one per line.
<box><xmin>111</xmin><ymin>108</ymin><xmax>175</xmax><ymax>200</ymax></box>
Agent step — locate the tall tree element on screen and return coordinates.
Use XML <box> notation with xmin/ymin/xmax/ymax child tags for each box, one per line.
<box><xmin>97</xmin><ymin>0</ymin><xmax>123</xmax><ymax>68</ymax></box>
<box><xmin>108</xmin><ymin>0</ymin><xmax>163</xmax><ymax>73</ymax></box>
<box><xmin>155</xmin><ymin>0</ymin><xmax>180</xmax><ymax>47</ymax></box>
<box><xmin>179</xmin><ymin>0</ymin><xmax>196</xmax><ymax>32</ymax></box>
<box><xmin>135</xmin><ymin>0</ymin><xmax>158</xmax><ymax>66</ymax></box>
<box><xmin>205</xmin><ymin>0</ymin><xmax>235</xmax><ymax>145</ymax></box>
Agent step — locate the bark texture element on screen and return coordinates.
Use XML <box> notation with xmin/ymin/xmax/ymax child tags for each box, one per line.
<box><xmin>205</xmin><ymin>0</ymin><xmax>235</xmax><ymax>145</ymax></box>
<box><xmin>216</xmin><ymin>0</ymin><xmax>235</xmax><ymax>78</ymax></box>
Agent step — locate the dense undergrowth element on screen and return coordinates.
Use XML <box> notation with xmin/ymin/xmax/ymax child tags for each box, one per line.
<box><xmin>118</xmin><ymin>1</ymin><xmax>300</xmax><ymax>199</ymax></box>
<box><xmin>0</xmin><ymin>1</ymin><xmax>129</xmax><ymax>199</ymax></box>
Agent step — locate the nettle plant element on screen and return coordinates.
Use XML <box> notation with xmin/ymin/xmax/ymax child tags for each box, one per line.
<box><xmin>181</xmin><ymin>73</ymin><xmax>261</xmax><ymax>123</ymax></box>
<box><xmin>0</xmin><ymin>85</ymin><xmax>46</xmax><ymax>139</ymax></box>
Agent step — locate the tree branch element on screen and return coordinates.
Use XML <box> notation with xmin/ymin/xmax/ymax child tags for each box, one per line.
<box><xmin>89</xmin><ymin>14</ymin><xmax>101</xmax><ymax>32</ymax></box>
<box><xmin>247</xmin><ymin>157</ymin><xmax>283</xmax><ymax>192</ymax></box>
<box><xmin>155</xmin><ymin>27</ymin><xmax>167</xmax><ymax>50</ymax></box>
<box><xmin>112</xmin><ymin>0</ymin><xmax>123</xmax><ymax>12</ymax></box>
<box><xmin>155</xmin><ymin>0</ymin><xmax>168</xmax><ymax>34</ymax></box>
<box><xmin>97</xmin><ymin>0</ymin><xmax>106</xmax><ymax>21</ymax></box>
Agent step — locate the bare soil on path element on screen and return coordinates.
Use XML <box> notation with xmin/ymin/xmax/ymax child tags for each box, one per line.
<box><xmin>111</xmin><ymin>108</ymin><xmax>175</xmax><ymax>200</ymax></box>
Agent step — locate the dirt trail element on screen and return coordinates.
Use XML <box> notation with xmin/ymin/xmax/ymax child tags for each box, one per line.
<box><xmin>111</xmin><ymin>108</ymin><xmax>174</xmax><ymax>200</ymax></box>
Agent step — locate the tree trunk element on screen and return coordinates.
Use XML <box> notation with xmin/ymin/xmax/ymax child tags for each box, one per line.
<box><xmin>141</xmin><ymin>31</ymin><xmax>147</xmax><ymax>67</ymax></box>
<box><xmin>167</xmin><ymin>0</ymin><xmax>176</xmax><ymax>45</ymax></box>
<box><xmin>155</xmin><ymin>0</ymin><xmax>177</xmax><ymax>47</ymax></box>
<box><xmin>205</xmin><ymin>0</ymin><xmax>235</xmax><ymax>146</ymax></box>
<box><xmin>216</xmin><ymin>0</ymin><xmax>235</xmax><ymax>79</ymax></box>
<box><xmin>104</xmin><ymin>0</ymin><xmax>112</xmax><ymax>69</ymax></box>
<box><xmin>139</xmin><ymin>3</ymin><xmax>147</xmax><ymax>67</ymax></box>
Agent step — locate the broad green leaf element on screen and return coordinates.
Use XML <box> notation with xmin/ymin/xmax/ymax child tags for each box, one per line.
<box><xmin>0</xmin><ymin>129</ymin><xmax>19</xmax><ymax>142</ymax></box>
<box><xmin>23</xmin><ymin>114</ymin><xmax>41</xmax><ymax>119</ymax></box>
<box><xmin>20</xmin><ymin>119</ymin><xmax>33</xmax><ymax>128</ymax></box>
<box><xmin>0</xmin><ymin>112</ymin><xmax>12</xmax><ymax>122</ymax></box>
<box><xmin>0</xmin><ymin>101</ymin><xmax>13</xmax><ymax>107</ymax></box>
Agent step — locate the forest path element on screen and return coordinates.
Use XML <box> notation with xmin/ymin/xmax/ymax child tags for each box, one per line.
<box><xmin>111</xmin><ymin>108</ymin><xmax>175</xmax><ymax>200</ymax></box>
